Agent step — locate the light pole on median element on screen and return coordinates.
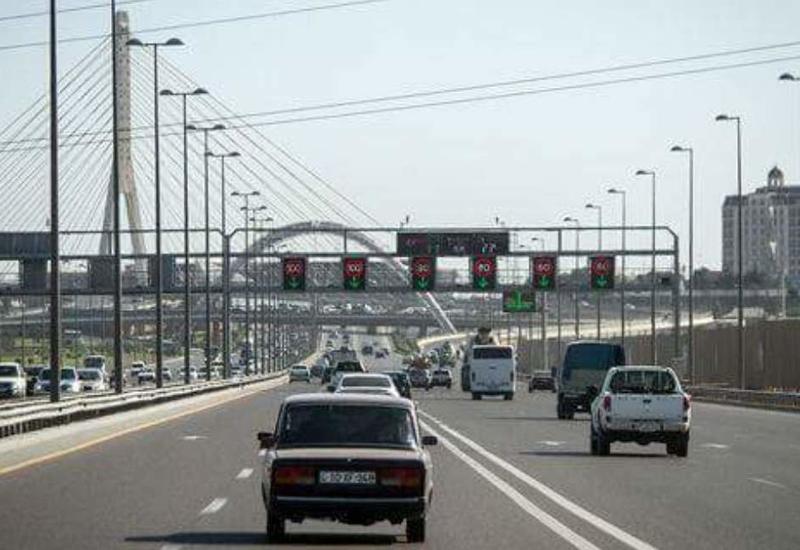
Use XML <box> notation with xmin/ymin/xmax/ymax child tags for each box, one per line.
<box><xmin>607</xmin><ymin>188</ymin><xmax>627</xmax><ymax>347</ymax></box>
<box><xmin>232</xmin><ymin>192</ymin><xmax>262</xmax><ymax>373</ymax></box>
<box><xmin>670</xmin><ymin>145</ymin><xmax>695</xmax><ymax>384</ymax></box>
<box><xmin>563</xmin><ymin>216</ymin><xmax>581</xmax><ymax>339</ymax></box>
<box><xmin>715</xmin><ymin>113</ymin><xmax>745</xmax><ymax>389</ymax></box>
<box><xmin>635</xmin><ymin>169</ymin><xmax>658</xmax><ymax>364</ymax></box>
<box><xmin>207</xmin><ymin>150</ymin><xmax>240</xmax><ymax>377</ymax></box>
<box><xmin>126</xmin><ymin>37</ymin><xmax>183</xmax><ymax>387</ymax></box>
<box><xmin>585</xmin><ymin>203</ymin><xmax>603</xmax><ymax>339</ymax></box>
<box><xmin>186</xmin><ymin>123</ymin><xmax>225</xmax><ymax>381</ymax></box>
<box><xmin>160</xmin><ymin>87</ymin><xmax>209</xmax><ymax>385</ymax></box>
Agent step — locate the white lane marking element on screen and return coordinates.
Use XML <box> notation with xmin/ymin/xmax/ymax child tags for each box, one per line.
<box><xmin>420</xmin><ymin>410</ymin><xmax>659</xmax><ymax>550</ymax></box>
<box><xmin>538</xmin><ymin>441</ymin><xmax>565</xmax><ymax>447</ymax></box>
<box><xmin>258</xmin><ymin>448</ymin><xmax>266</xmax><ymax>457</ymax></box>
<box><xmin>160</xmin><ymin>545</ymin><xmax>182</xmax><ymax>550</ymax></box>
<box><xmin>200</xmin><ymin>498</ymin><xmax>228</xmax><ymax>515</ymax></box>
<box><xmin>749</xmin><ymin>477</ymin><xmax>787</xmax><ymax>489</ymax></box>
<box><xmin>420</xmin><ymin>421</ymin><xmax>599</xmax><ymax>550</ymax></box>
<box><xmin>236</xmin><ymin>468</ymin><xmax>254</xmax><ymax>480</ymax></box>
<box><xmin>182</xmin><ymin>435</ymin><xmax>207</xmax><ymax>441</ymax></box>
<box><xmin>700</xmin><ymin>443</ymin><xmax>730</xmax><ymax>450</ymax></box>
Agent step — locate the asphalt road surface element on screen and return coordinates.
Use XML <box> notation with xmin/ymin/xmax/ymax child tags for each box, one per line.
<box><xmin>0</xmin><ymin>333</ymin><xmax>798</xmax><ymax>549</ymax></box>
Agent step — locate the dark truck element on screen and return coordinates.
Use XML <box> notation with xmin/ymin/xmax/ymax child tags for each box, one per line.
<box><xmin>557</xmin><ymin>341</ymin><xmax>625</xmax><ymax>420</ymax></box>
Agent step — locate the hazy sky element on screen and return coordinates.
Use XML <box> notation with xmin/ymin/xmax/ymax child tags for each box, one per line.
<box><xmin>3</xmin><ymin>0</ymin><xmax>800</xmax><ymax>271</ymax></box>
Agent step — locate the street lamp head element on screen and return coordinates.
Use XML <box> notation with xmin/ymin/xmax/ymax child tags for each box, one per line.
<box><xmin>563</xmin><ymin>216</ymin><xmax>577</xmax><ymax>223</ymax></box>
<box><xmin>229</xmin><ymin>151</ymin><xmax>241</xmax><ymax>158</ymax></box>
<box><xmin>192</xmin><ymin>88</ymin><xmax>209</xmax><ymax>96</ymax></box>
<box><xmin>585</xmin><ymin>203</ymin><xmax>598</xmax><ymax>209</ymax></box>
<box><xmin>165</xmin><ymin>38</ymin><xmax>184</xmax><ymax>47</ymax></box>
<box><xmin>185</xmin><ymin>123</ymin><xmax>197</xmax><ymax>131</ymax></box>
<box><xmin>670</xmin><ymin>145</ymin><xmax>688</xmax><ymax>153</ymax></box>
<box><xmin>635</xmin><ymin>169</ymin><xmax>653</xmax><ymax>176</ymax></box>
<box><xmin>607</xmin><ymin>188</ymin><xmax>623</xmax><ymax>194</ymax></box>
<box><xmin>212</xmin><ymin>124</ymin><xmax>226</xmax><ymax>131</ymax></box>
<box><xmin>159</xmin><ymin>89</ymin><xmax>174</xmax><ymax>96</ymax></box>
<box><xmin>715</xmin><ymin>114</ymin><xmax>731</xmax><ymax>122</ymax></box>
<box><xmin>779</xmin><ymin>72</ymin><xmax>797</xmax><ymax>81</ymax></box>
<box><xmin>126</xmin><ymin>38</ymin><xmax>144</xmax><ymax>47</ymax></box>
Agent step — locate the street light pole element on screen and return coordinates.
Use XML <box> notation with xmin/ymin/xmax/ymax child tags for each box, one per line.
<box><xmin>232</xmin><ymin>191</ymin><xmax>261</xmax><ymax>373</ymax></box>
<box><xmin>126</xmin><ymin>37</ymin><xmax>183</xmax><ymax>388</ymax></box>
<box><xmin>716</xmin><ymin>114</ymin><xmax>745</xmax><ymax>389</ymax></box>
<box><xmin>187</xmin><ymin>124</ymin><xmax>225</xmax><ymax>381</ymax></box>
<box><xmin>607</xmin><ymin>188</ymin><xmax>627</xmax><ymax>346</ymax></box>
<box><xmin>531</xmin><ymin>237</ymin><xmax>547</xmax><ymax>369</ymax></box>
<box><xmin>563</xmin><ymin>216</ymin><xmax>580</xmax><ymax>339</ymax></box>
<box><xmin>586</xmin><ymin>203</ymin><xmax>603</xmax><ymax>338</ymax></box>
<box><xmin>208</xmin><ymin>151</ymin><xmax>240</xmax><ymax>378</ymax></box>
<box><xmin>636</xmin><ymin>169</ymin><xmax>657</xmax><ymax>364</ymax></box>
<box><xmin>48</xmin><ymin>0</ymin><xmax>62</xmax><ymax>403</ymax></box>
<box><xmin>671</xmin><ymin>145</ymin><xmax>695</xmax><ymax>383</ymax></box>
<box><xmin>160</xmin><ymin>87</ymin><xmax>208</xmax><ymax>384</ymax></box>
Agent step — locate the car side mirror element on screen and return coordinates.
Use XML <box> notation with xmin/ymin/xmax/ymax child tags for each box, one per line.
<box><xmin>257</xmin><ymin>432</ymin><xmax>274</xmax><ymax>449</ymax></box>
<box><xmin>421</xmin><ymin>435</ymin><xmax>438</xmax><ymax>446</ymax></box>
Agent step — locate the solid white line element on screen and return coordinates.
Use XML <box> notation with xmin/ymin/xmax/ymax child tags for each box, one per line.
<box><xmin>700</xmin><ymin>443</ymin><xmax>730</xmax><ymax>450</ymax></box>
<box><xmin>200</xmin><ymin>497</ymin><xmax>228</xmax><ymax>515</ymax></box>
<box><xmin>749</xmin><ymin>477</ymin><xmax>786</xmax><ymax>489</ymax></box>
<box><xmin>236</xmin><ymin>468</ymin><xmax>254</xmax><ymax>480</ymax></box>
<box><xmin>420</xmin><ymin>421</ymin><xmax>599</xmax><ymax>550</ymax></box>
<box><xmin>160</xmin><ymin>545</ymin><xmax>182</xmax><ymax>550</ymax></box>
<box><xmin>420</xmin><ymin>410</ymin><xmax>659</xmax><ymax>550</ymax></box>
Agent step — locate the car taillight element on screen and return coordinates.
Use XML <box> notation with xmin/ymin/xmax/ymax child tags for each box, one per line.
<box><xmin>379</xmin><ymin>467</ymin><xmax>422</xmax><ymax>488</ymax></box>
<box><xmin>683</xmin><ymin>394</ymin><xmax>691</xmax><ymax>412</ymax></box>
<box><xmin>273</xmin><ymin>466</ymin><xmax>315</xmax><ymax>485</ymax></box>
<box><xmin>602</xmin><ymin>395</ymin><xmax>612</xmax><ymax>412</ymax></box>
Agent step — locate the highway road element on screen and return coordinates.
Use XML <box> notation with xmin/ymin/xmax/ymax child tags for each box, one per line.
<box><xmin>0</xmin><ymin>333</ymin><xmax>798</xmax><ymax>549</ymax></box>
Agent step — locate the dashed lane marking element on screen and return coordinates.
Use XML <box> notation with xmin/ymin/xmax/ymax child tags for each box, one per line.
<box><xmin>236</xmin><ymin>468</ymin><xmax>254</xmax><ymax>480</ymax></box>
<box><xmin>749</xmin><ymin>477</ymin><xmax>787</xmax><ymax>490</ymax></box>
<box><xmin>200</xmin><ymin>498</ymin><xmax>228</xmax><ymax>515</ymax></box>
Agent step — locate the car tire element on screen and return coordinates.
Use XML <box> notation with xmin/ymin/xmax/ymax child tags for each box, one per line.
<box><xmin>597</xmin><ymin>430</ymin><xmax>611</xmax><ymax>456</ymax></box>
<box><xmin>406</xmin><ymin>517</ymin><xmax>426</xmax><ymax>543</ymax></box>
<box><xmin>471</xmin><ymin>392</ymin><xmax>481</xmax><ymax>400</ymax></box>
<box><xmin>672</xmin><ymin>433</ymin><xmax>689</xmax><ymax>457</ymax></box>
<box><xmin>504</xmin><ymin>393</ymin><xmax>513</xmax><ymax>401</ymax></box>
<box><xmin>590</xmin><ymin>426</ymin><xmax>599</xmax><ymax>456</ymax></box>
<box><xmin>266</xmin><ymin>512</ymin><xmax>285</xmax><ymax>542</ymax></box>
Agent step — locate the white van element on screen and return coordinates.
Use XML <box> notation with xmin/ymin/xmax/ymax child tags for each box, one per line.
<box><xmin>470</xmin><ymin>345</ymin><xmax>516</xmax><ymax>400</ymax></box>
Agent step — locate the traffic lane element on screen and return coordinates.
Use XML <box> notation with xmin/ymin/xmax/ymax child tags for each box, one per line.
<box><xmin>0</xmin><ymin>379</ymin><xmax>304</xmax><ymax>550</ymax></box>
<box><xmin>417</xmin><ymin>389</ymin><xmax>800</xmax><ymax>550</ymax></box>
<box><xmin>155</xmin><ymin>414</ymin><xmax>576</xmax><ymax>549</ymax></box>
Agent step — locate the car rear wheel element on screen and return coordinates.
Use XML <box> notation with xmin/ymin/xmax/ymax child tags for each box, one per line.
<box><xmin>266</xmin><ymin>512</ymin><xmax>285</xmax><ymax>542</ymax></box>
<box><xmin>590</xmin><ymin>427</ymin><xmax>599</xmax><ymax>455</ymax></box>
<box><xmin>471</xmin><ymin>392</ymin><xmax>482</xmax><ymax>400</ymax></box>
<box><xmin>596</xmin><ymin>431</ymin><xmax>611</xmax><ymax>456</ymax></box>
<box><xmin>406</xmin><ymin>517</ymin><xmax>426</xmax><ymax>543</ymax></box>
<box><xmin>668</xmin><ymin>433</ymin><xmax>689</xmax><ymax>457</ymax></box>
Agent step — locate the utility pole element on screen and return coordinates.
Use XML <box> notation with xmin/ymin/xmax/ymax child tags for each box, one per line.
<box><xmin>48</xmin><ymin>0</ymin><xmax>62</xmax><ymax>403</ymax></box>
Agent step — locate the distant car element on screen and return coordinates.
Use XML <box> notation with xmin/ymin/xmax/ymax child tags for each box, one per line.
<box><xmin>37</xmin><ymin>367</ymin><xmax>81</xmax><ymax>394</ymax></box>
<box><xmin>334</xmin><ymin>373</ymin><xmax>400</xmax><ymax>397</ymax></box>
<box><xmin>258</xmin><ymin>393</ymin><xmax>436</xmax><ymax>542</ymax></box>
<box><xmin>129</xmin><ymin>361</ymin><xmax>146</xmax><ymax>379</ymax></box>
<box><xmin>528</xmin><ymin>370</ymin><xmax>556</xmax><ymax>392</ymax></box>
<box><xmin>23</xmin><ymin>365</ymin><xmax>46</xmax><ymax>395</ymax></box>
<box><xmin>163</xmin><ymin>369</ymin><xmax>174</xmax><ymax>382</ymax></box>
<box><xmin>384</xmin><ymin>370</ymin><xmax>412</xmax><ymax>399</ymax></box>
<box><xmin>83</xmin><ymin>354</ymin><xmax>107</xmax><ymax>376</ymax></box>
<box><xmin>361</xmin><ymin>345</ymin><xmax>374</xmax><ymax>356</ymax></box>
<box><xmin>310</xmin><ymin>361</ymin><xmax>325</xmax><ymax>378</ymax></box>
<box><xmin>289</xmin><ymin>365</ymin><xmax>312</xmax><ymax>383</ymax></box>
<box><xmin>590</xmin><ymin>366</ymin><xmax>691</xmax><ymax>457</ymax></box>
<box><xmin>430</xmin><ymin>369</ymin><xmax>453</xmax><ymax>389</ymax></box>
<box><xmin>375</xmin><ymin>350</ymin><xmax>386</xmax><ymax>359</ymax></box>
<box><xmin>408</xmin><ymin>368</ymin><xmax>431</xmax><ymax>389</ymax></box>
<box><xmin>0</xmin><ymin>362</ymin><xmax>26</xmax><ymax>398</ymax></box>
<box><xmin>137</xmin><ymin>369</ymin><xmax>156</xmax><ymax>385</ymax></box>
<box><xmin>77</xmin><ymin>368</ymin><xmax>107</xmax><ymax>392</ymax></box>
<box><xmin>329</xmin><ymin>360</ymin><xmax>367</xmax><ymax>389</ymax></box>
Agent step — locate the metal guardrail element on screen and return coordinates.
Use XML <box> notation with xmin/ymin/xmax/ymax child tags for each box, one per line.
<box><xmin>687</xmin><ymin>386</ymin><xmax>800</xmax><ymax>412</ymax></box>
<box><xmin>0</xmin><ymin>371</ymin><xmax>288</xmax><ymax>439</ymax></box>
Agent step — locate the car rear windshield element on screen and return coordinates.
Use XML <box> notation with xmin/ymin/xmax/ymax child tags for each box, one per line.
<box><xmin>563</xmin><ymin>344</ymin><xmax>625</xmax><ymax>378</ymax></box>
<box><xmin>78</xmin><ymin>370</ymin><xmax>102</xmax><ymax>381</ymax></box>
<box><xmin>335</xmin><ymin>361</ymin><xmax>363</xmax><ymax>372</ymax></box>
<box><xmin>279</xmin><ymin>404</ymin><xmax>415</xmax><ymax>448</ymax></box>
<box><xmin>0</xmin><ymin>365</ymin><xmax>19</xmax><ymax>377</ymax></box>
<box><xmin>84</xmin><ymin>357</ymin><xmax>105</xmax><ymax>369</ymax></box>
<box><xmin>472</xmin><ymin>347</ymin><xmax>512</xmax><ymax>359</ymax></box>
<box><xmin>609</xmin><ymin>370</ymin><xmax>679</xmax><ymax>394</ymax></box>
<box><xmin>341</xmin><ymin>376</ymin><xmax>391</xmax><ymax>388</ymax></box>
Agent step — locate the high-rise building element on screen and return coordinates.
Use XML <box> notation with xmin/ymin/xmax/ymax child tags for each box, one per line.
<box><xmin>722</xmin><ymin>166</ymin><xmax>800</xmax><ymax>278</ymax></box>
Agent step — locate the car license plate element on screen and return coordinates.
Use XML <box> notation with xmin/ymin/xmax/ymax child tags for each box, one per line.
<box><xmin>319</xmin><ymin>470</ymin><xmax>376</xmax><ymax>485</ymax></box>
<box><xmin>637</xmin><ymin>422</ymin><xmax>660</xmax><ymax>432</ymax></box>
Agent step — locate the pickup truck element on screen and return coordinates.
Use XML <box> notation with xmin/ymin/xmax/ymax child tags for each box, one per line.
<box><xmin>590</xmin><ymin>366</ymin><xmax>691</xmax><ymax>457</ymax></box>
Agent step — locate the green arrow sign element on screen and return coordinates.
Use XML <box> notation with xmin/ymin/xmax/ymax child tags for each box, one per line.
<box><xmin>502</xmin><ymin>289</ymin><xmax>536</xmax><ymax>313</ymax></box>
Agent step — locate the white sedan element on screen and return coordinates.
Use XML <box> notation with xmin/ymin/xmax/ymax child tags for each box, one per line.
<box><xmin>334</xmin><ymin>373</ymin><xmax>400</xmax><ymax>397</ymax></box>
